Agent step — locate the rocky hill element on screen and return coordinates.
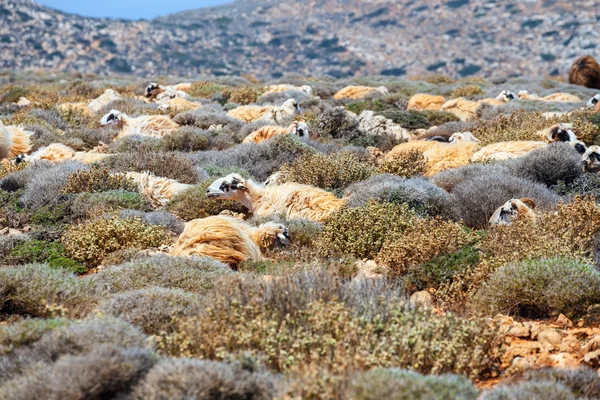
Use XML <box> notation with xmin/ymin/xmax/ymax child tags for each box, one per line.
<box><xmin>1</xmin><ymin>0</ymin><xmax>598</xmax><ymax>79</ymax></box>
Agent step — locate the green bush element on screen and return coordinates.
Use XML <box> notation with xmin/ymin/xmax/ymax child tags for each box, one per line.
<box><xmin>7</xmin><ymin>240</ymin><xmax>86</xmax><ymax>274</ymax></box>
<box><xmin>70</xmin><ymin>191</ymin><xmax>151</xmax><ymax>219</ymax></box>
<box><xmin>162</xmin><ymin>128</ymin><xmax>209</xmax><ymax>152</ymax></box>
<box><xmin>62</xmin><ymin>167</ymin><xmax>137</xmax><ymax>194</ymax></box>
<box><xmin>472</xmin><ymin>257</ymin><xmax>600</xmax><ymax>318</ymax></box>
<box><xmin>166</xmin><ymin>181</ymin><xmax>248</xmax><ymax>221</ymax></box>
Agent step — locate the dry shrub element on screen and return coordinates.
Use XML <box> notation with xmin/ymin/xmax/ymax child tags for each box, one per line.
<box><xmin>0</xmin><ymin>162</ymin><xmax>27</xmax><ymax>181</ymax></box>
<box><xmin>103</xmin><ymin>150</ymin><xmax>198</xmax><ymax>184</ymax></box>
<box><xmin>156</xmin><ymin>272</ymin><xmax>500</xmax><ymax>385</ymax></box>
<box><xmin>62</xmin><ymin>216</ymin><xmax>172</xmax><ymax>267</ymax></box>
<box><xmin>451</xmin><ymin>85</ymin><xmax>484</xmax><ymax>99</ymax></box>
<box><xmin>188</xmin><ymin>81</ymin><xmax>226</xmax><ymax>98</ymax></box>
<box><xmin>378</xmin><ymin>151</ymin><xmax>427</xmax><ymax>177</ymax></box>
<box><xmin>410</xmin><ymin>75</ymin><xmax>456</xmax><ymax>84</ymax></box>
<box><xmin>479</xmin><ymin>381</ymin><xmax>579</xmax><ymax>400</ymax></box>
<box><xmin>222</xmin><ymin>85</ymin><xmax>263</xmax><ymax>105</ymax></box>
<box><xmin>166</xmin><ymin>181</ymin><xmax>248</xmax><ymax>221</ymax></box>
<box><xmin>376</xmin><ymin>217</ymin><xmax>479</xmax><ymax>276</ymax></box>
<box><xmin>161</xmin><ymin>128</ymin><xmax>209</xmax><ymax>152</ymax></box>
<box><xmin>277</xmin><ymin>152</ymin><xmax>378</xmax><ymax>191</ymax></box>
<box><xmin>315</xmin><ymin>201</ymin><xmax>416</xmax><ymax>259</ymax></box>
<box><xmin>61</xmin><ymin>166</ymin><xmax>137</xmax><ymax>194</ymax></box>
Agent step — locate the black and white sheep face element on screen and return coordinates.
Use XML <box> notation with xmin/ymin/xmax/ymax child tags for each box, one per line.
<box><xmin>264</xmin><ymin>222</ymin><xmax>291</xmax><ymax>247</ymax></box>
<box><xmin>145</xmin><ymin>82</ymin><xmax>161</xmax><ymax>98</ymax></box>
<box><xmin>14</xmin><ymin>153</ymin><xmax>29</xmax><ymax>165</ymax></box>
<box><xmin>489</xmin><ymin>199</ymin><xmax>519</xmax><ymax>226</ymax></box>
<box><xmin>283</xmin><ymin>99</ymin><xmax>301</xmax><ymax>114</ymax></box>
<box><xmin>206</xmin><ymin>174</ymin><xmax>247</xmax><ymax>199</ymax></box>
<box><xmin>496</xmin><ymin>90</ymin><xmax>517</xmax><ymax>102</ymax></box>
<box><xmin>588</xmin><ymin>94</ymin><xmax>600</xmax><ymax>108</ymax></box>
<box><xmin>293</xmin><ymin>122</ymin><xmax>310</xmax><ymax>138</ymax></box>
<box><xmin>449</xmin><ymin>131</ymin><xmax>479</xmax><ymax>143</ymax></box>
<box><xmin>582</xmin><ymin>145</ymin><xmax>600</xmax><ymax>173</ymax></box>
<box><xmin>571</xmin><ymin>141</ymin><xmax>588</xmax><ymax>155</ymax></box>
<box><xmin>99</xmin><ymin>110</ymin><xmax>123</xmax><ymax>127</ymax></box>
<box><xmin>549</xmin><ymin>124</ymin><xmax>577</xmax><ymax>143</ymax></box>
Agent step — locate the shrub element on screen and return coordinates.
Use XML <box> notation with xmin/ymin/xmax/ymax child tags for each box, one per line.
<box><xmin>223</xmin><ymin>85</ymin><xmax>263</xmax><ymax>105</ymax></box>
<box><xmin>315</xmin><ymin>105</ymin><xmax>361</xmax><ymax>141</ymax></box>
<box><xmin>91</xmin><ymin>254</ymin><xmax>231</xmax><ymax>295</ymax></box>
<box><xmin>376</xmin><ymin>216</ymin><xmax>479</xmax><ymax>276</ymax></box>
<box><xmin>0</xmin><ymin>161</ymin><xmax>57</xmax><ymax>193</ymax></box>
<box><xmin>472</xmin><ymin>257</ymin><xmax>600</xmax><ymax>318</ymax></box>
<box><xmin>420</xmin><ymin>109</ymin><xmax>461</xmax><ymax>126</ymax></box>
<box><xmin>26</xmin><ymin>108</ymin><xmax>68</xmax><ymax>130</ymax></box>
<box><xmin>451</xmin><ymin>85</ymin><xmax>484</xmax><ymax>99</ymax></box>
<box><xmin>449</xmin><ymin>173</ymin><xmax>559</xmax><ymax>228</ymax></box>
<box><xmin>166</xmin><ymin>181</ymin><xmax>248</xmax><ymax>221</ymax></box>
<box><xmin>344</xmin><ymin>175</ymin><xmax>453</xmax><ymax>217</ymax></box>
<box><xmin>378</xmin><ymin>110</ymin><xmax>431</xmax><ymax>129</ymax></box>
<box><xmin>173</xmin><ymin>110</ymin><xmax>243</xmax><ymax>134</ymax></box>
<box><xmin>109</xmin><ymin>134</ymin><xmax>163</xmax><ymax>153</ymax></box>
<box><xmin>97</xmin><ymin>98</ymin><xmax>159</xmax><ymax>118</ymax></box>
<box><xmin>70</xmin><ymin>191</ymin><xmax>150</xmax><ymax>219</ymax></box>
<box><xmin>522</xmin><ymin>367</ymin><xmax>600</xmax><ymax>399</ymax></box>
<box><xmin>95</xmin><ymin>287</ymin><xmax>202</xmax><ymax>335</ymax></box>
<box><xmin>316</xmin><ymin>201</ymin><xmax>418</xmax><ymax>259</ymax></box>
<box><xmin>20</xmin><ymin>161</ymin><xmax>87</xmax><ymax>210</ymax></box>
<box><xmin>348</xmin><ymin>368</ymin><xmax>479</xmax><ymax>400</ymax></box>
<box><xmin>118</xmin><ymin>210</ymin><xmax>184</xmax><ymax>234</ymax></box>
<box><xmin>62</xmin><ymin>216</ymin><xmax>172</xmax><ymax>267</ymax></box>
<box><xmin>131</xmin><ymin>358</ymin><xmax>279</xmax><ymax>400</ymax></box>
<box><xmin>0</xmin><ymin>86</ymin><xmax>30</xmax><ymax>104</ymax></box>
<box><xmin>277</xmin><ymin>152</ymin><xmax>377</xmax><ymax>191</ymax></box>
<box><xmin>432</xmin><ymin>163</ymin><xmax>508</xmax><ymax>192</ymax></box>
<box><xmin>0</xmin><ymin>263</ymin><xmax>96</xmax><ymax>317</ymax></box>
<box><xmin>158</xmin><ymin>272</ymin><xmax>500</xmax><ymax>381</ymax></box>
<box><xmin>378</xmin><ymin>151</ymin><xmax>427</xmax><ymax>178</ymax></box>
<box><xmin>61</xmin><ymin>166</ymin><xmax>137</xmax><ymax>194</ymax></box>
<box><xmin>188</xmin><ymin>81</ymin><xmax>226</xmax><ymax>98</ymax></box>
<box><xmin>0</xmin><ymin>318</ymin><xmax>69</xmax><ymax>356</ymax></box>
<box><xmin>162</xmin><ymin>127</ymin><xmax>209</xmax><ymax>152</ymax></box>
<box><xmin>0</xmin><ymin>345</ymin><xmax>157</xmax><ymax>400</ymax></box>
<box><xmin>102</xmin><ymin>150</ymin><xmax>198</xmax><ymax>184</ymax></box>
<box><xmin>553</xmin><ymin>173</ymin><xmax>600</xmax><ymax>200</ymax></box>
<box><xmin>479</xmin><ymin>381</ymin><xmax>578</xmax><ymax>400</ymax></box>
<box><xmin>6</xmin><ymin>239</ymin><xmax>86</xmax><ymax>274</ymax></box>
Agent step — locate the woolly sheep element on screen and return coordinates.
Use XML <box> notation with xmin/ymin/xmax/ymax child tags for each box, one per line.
<box><xmin>489</xmin><ymin>198</ymin><xmax>537</xmax><ymax>226</ymax></box>
<box><xmin>536</xmin><ymin>123</ymin><xmax>577</xmax><ymax>143</ymax></box>
<box><xmin>569</xmin><ymin>56</ymin><xmax>600</xmax><ymax>89</ymax></box>
<box><xmin>17</xmin><ymin>143</ymin><xmax>112</xmax><ymax>165</ymax></box>
<box><xmin>588</xmin><ymin>94</ymin><xmax>600</xmax><ymax>108</ymax></box>
<box><xmin>100</xmin><ymin>109</ymin><xmax>180</xmax><ymax>139</ymax></box>
<box><xmin>170</xmin><ymin>215</ymin><xmax>290</xmax><ymax>267</ymax></box>
<box><xmin>243</xmin><ymin>121</ymin><xmax>309</xmax><ymax>144</ymax></box>
<box><xmin>88</xmin><ymin>89</ymin><xmax>122</xmax><ymax>113</ymax></box>
<box><xmin>440</xmin><ymin>98</ymin><xmax>480</xmax><ymax>121</ymax></box>
<box><xmin>470</xmin><ymin>141</ymin><xmax>548</xmax><ymax>162</ymax></box>
<box><xmin>145</xmin><ymin>82</ymin><xmax>192</xmax><ymax>100</ymax></box>
<box><xmin>407</xmin><ymin>94</ymin><xmax>446</xmax><ymax>111</ymax></box>
<box><xmin>206</xmin><ymin>173</ymin><xmax>345</xmax><ymax>222</ymax></box>
<box><xmin>519</xmin><ymin>90</ymin><xmax>582</xmax><ymax>102</ymax></box>
<box><xmin>582</xmin><ymin>145</ymin><xmax>600</xmax><ymax>173</ymax></box>
<box><xmin>263</xmin><ymin>84</ymin><xmax>313</xmax><ymax>96</ymax></box>
<box><xmin>0</xmin><ymin>121</ymin><xmax>31</xmax><ymax>162</ymax></box>
<box><xmin>333</xmin><ymin>85</ymin><xmax>388</xmax><ymax>100</ymax></box>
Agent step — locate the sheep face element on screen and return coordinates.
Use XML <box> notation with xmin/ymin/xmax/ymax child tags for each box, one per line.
<box><xmin>496</xmin><ymin>90</ymin><xmax>516</xmax><ymax>102</ymax></box>
<box><xmin>583</xmin><ymin>145</ymin><xmax>600</xmax><ymax>173</ymax></box>
<box><xmin>15</xmin><ymin>153</ymin><xmax>28</xmax><ymax>165</ymax></box>
<box><xmin>292</xmin><ymin>122</ymin><xmax>310</xmax><ymax>138</ymax></box>
<box><xmin>588</xmin><ymin>94</ymin><xmax>600</xmax><ymax>108</ymax></box>
<box><xmin>282</xmin><ymin>99</ymin><xmax>301</xmax><ymax>114</ymax></box>
<box><xmin>260</xmin><ymin>222</ymin><xmax>291</xmax><ymax>247</ymax></box>
<box><xmin>548</xmin><ymin>124</ymin><xmax>577</xmax><ymax>143</ymax></box>
<box><xmin>571</xmin><ymin>141</ymin><xmax>587</xmax><ymax>155</ymax></box>
<box><xmin>518</xmin><ymin>90</ymin><xmax>530</xmax><ymax>99</ymax></box>
<box><xmin>145</xmin><ymin>82</ymin><xmax>162</xmax><ymax>98</ymax></box>
<box><xmin>449</xmin><ymin>131</ymin><xmax>479</xmax><ymax>143</ymax></box>
<box><xmin>206</xmin><ymin>173</ymin><xmax>248</xmax><ymax>201</ymax></box>
<box><xmin>100</xmin><ymin>110</ymin><xmax>124</xmax><ymax>128</ymax></box>
<box><xmin>301</xmin><ymin>85</ymin><xmax>313</xmax><ymax>95</ymax></box>
<box><xmin>489</xmin><ymin>198</ymin><xmax>536</xmax><ymax>226</ymax></box>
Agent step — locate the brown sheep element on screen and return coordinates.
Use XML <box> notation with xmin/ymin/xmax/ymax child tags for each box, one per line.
<box><xmin>470</xmin><ymin>141</ymin><xmax>548</xmax><ymax>162</ymax></box>
<box><xmin>170</xmin><ymin>215</ymin><xmax>290</xmax><ymax>268</ymax></box>
<box><xmin>124</xmin><ymin>171</ymin><xmax>194</xmax><ymax>208</ymax></box>
<box><xmin>16</xmin><ymin>143</ymin><xmax>112</xmax><ymax>165</ymax></box>
<box><xmin>242</xmin><ymin>122</ymin><xmax>309</xmax><ymax>144</ymax></box>
<box><xmin>100</xmin><ymin>110</ymin><xmax>180</xmax><ymax>139</ymax></box>
<box><xmin>407</xmin><ymin>94</ymin><xmax>446</xmax><ymax>111</ymax></box>
<box><xmin>440</xmin><ymin>98</ymin><xmax>480</xmax><ymax>121</ymax></box>
<box><xmin>569</xmin><ymin>56</ymin><xmax>600</xmax><ymax>89</ymax></box>
<box><xmin>333</xmin><ymin>85</ymin><xmax>388</xmax><ymax>100</ymax></box>
<box><xmin>206</xmin><ymin>173</ymin><xmax>345</xmax><ymax>222</ymax></box>
<box><xmin>157</xmin><ymin>97</ymin><xmax>201</xmax><ymax>113</ymax></box>
<box><xmin>582</xmin><ymin>145</ymin><xmax>600</xmax><ymax>173</ymax></box>
<box><xmin>489</xmin><ymin>198</ymin><xmax>537</xmax><ymax>226</ymax></box>
<box><xmin>536</xmin><ymin>123</ymin><xmax>577</xmax><ymax>143</ymax></box>
<box><xmin>227</xmin><ymin>99</ymin><xmax>300</xmax><ymax>123</ymax></box>
<box><xmin>263</xmin><ymin>84</ymin><xmax>313</xmax><ymax>96</ymax></box>
<box><xmin>0</xmin><ymin>122</ymin><xmax>32</xmax><ymax>162</ymax></box>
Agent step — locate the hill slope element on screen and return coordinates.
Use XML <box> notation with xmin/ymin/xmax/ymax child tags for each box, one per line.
<box><xmin>1</xmin><ymin>0</ymin><xmax>598</xmax><ymax>78</ymax></box>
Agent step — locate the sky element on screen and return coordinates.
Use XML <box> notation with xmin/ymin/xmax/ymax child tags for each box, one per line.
<box><xmin>36</xmin><ymin>0</ymin><xmax>235</xmax><ymax>20</ymax></box>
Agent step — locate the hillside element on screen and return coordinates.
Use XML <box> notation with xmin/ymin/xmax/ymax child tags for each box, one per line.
<box><xmin>1</xmin><ymin>0</ymin><xmax>599</xmax><ymax>78</ymax></box>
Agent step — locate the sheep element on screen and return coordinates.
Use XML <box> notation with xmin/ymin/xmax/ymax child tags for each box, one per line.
<box><xmin>124</xmin><ymin>171</ymin><xmax>194</xmax><ymax>208</ymax></box>
<box><xmin>407</xmin><ymin>94</ymin><xmax>446</xmax><ymax>111</ymax></box>
<box><xmin>569</xmin><ymin>56</ymin><xmax>600</xmax><ymax>89</ymax></box>
<box><xmin>256</xmin><ymin>99</ymin><xmax>301</xmax><ymax>123</ymax></box>
<box><xmin>242</xmin><ymin>122</ymin><xmax>309</xmax><ymax>144</ymax></box>
<box><xmin>263</xmin><ymin>84</ymin><xmax>313</xmax><ymax>96</ymax></box>
<box><xmin>536</xmin><ymin>123</ymin><xmax>577</xmax><ymax>143</ymax></box>
<box><xmin>88</xmin><ymin>89</ymin><xmax>122</xmax><ymax>113</ymax></box>
<box><xmin>100</xmin><ymin>110</ymin><xmax>180</xmax><ymax>139</ymax></box>
<box><xmin>440</xmin><ymin>98</ymin><xmax>480</xmax><ymax>121</ymax></box>
<box><xmin>16</xmin><ymin>143</ymin><xmax>113</xmax><ymax>165</ymax></box>
<box><xmin>157</xmin><ymin>97</ymin><xmax>201</xmax><ymax>113</ymax></box>
<box><xmin>206</xmin><ymin>173</ymin><xmax>345</xmax><ymax>222</ymax></box>
<box><xmin>227</xmin><ymin>99</ymin><xmax>299</xmax><ymax>123</ymax></box>
<box><xmin>0</xmin><ymin>121</ymin><xmax>32</xmax><ymax>161</ymax></box>
<box><xmin>489</xmin><ymin>198</ymin><xmax>537</xmax><ymax>226</ymax></box>
<box><xmin>449</xmin><ymin>131</ymin><xmax>479</xmax><ymax>143</ymax></box>
<box><xmin>58</xmin><ymin>102</ymin><xmax>95</xmax><ymax>118</ymax></box>
<box><xmin>470</xmin><ymin>141</ymin><xmax>548</xmax><ymax>162</ymax></box>
<box><xmin>170</xmin><ymin>215</ymin><xmax>290</xmax><ymax>268</ymax></box>
<box><xmin>145</xmin><ymin>82</ymin><xmax>192</xmax><ymax>101</ymax></box>
<box><xmin>588</xmin><ymin>94</ymin><xmax>600</xmax><ymax>108</ymax></box>
<box><xmin>333</xmin><ymin>85</ymin><xmax>388</xmax><ymax>100</ymax></box>
<box><xmin>582</xmin><ymin>145</ymin><xmax>600</xmax><ymax>173</ymax></box>
<box><xmin>518</xmin><ymin>90</ymin><xmax>582</xmax><ymax>102</ymax></box>
<box><xmin>494</xmin><ymin>90</ymin><xmax>517</xmax><ymax>102</ymax></box>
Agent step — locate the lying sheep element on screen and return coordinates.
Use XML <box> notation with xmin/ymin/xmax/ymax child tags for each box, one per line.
<box><xmin>536</xmin><ymin>123</ymin><xmax>577</xmax><ymax>143</ymax></box>
<box><xmin>88</xmin><ymin>89</ymin><xmax>122</xmax><ymax>113</ymax></box>
<box><xmin>145</xmin><ymin>82</ymin><xmax>192</xmax><ymax>101</ymax></box>
<box><xmin>333</xmin><ymin>85</ymin><xmax>388</xmax><ymax>100</ymax></box>
<box><xmin>588</xmin><ymin>94</ymin><xmax>600</xmax><ymax>108</ymax></box>
<box><xmin>263</xmin><ymin>84</ymin><xmax>313</xmax><ymax>96</ymax></box>
<box><xmin>157</xmin><ymin>97</ymin><xmax>201</xmax><ymax>113</ymax></box>
<box><xmin>518</xmin><ymin>90</ymin><xmax>582</xmax><ymax>102</ymax></box>
<box><xmin>125</xmin><ymin>171</ymin><xmax>194</xmax><ymax>208</ymax></box>
<box><xmin>100</xmin><ymin>109</ymin><xmax>180</xmax><ymax>139</ymax></box>
<box><xmin>16</xmin><ymin>143</ymin><xmax>112</xmax><ymax>165</ymax></box>
<box><xmin>470</xmin><ymin>141</ymin><xmax>548</xmax><ymax>162</ymax></box>
<box><xmin>228</xmin><ymin>99</ymin><xmax>300</xmax><ymax>123</ymax></box>
<box><xmin>407</xmin><ymin>94</ymin><xmax>446</xmax><ymax>111</ymax></box>
<box><xmin>569</xmin><ymin>56</ymin><xmax>600</xmax><ymax>89</ymax></box>
<box><xmin>489</xmin><ymin>198</ymin><xmax>537</xmax><ymax>226</ymax></box>
<box><xmin>170</xmin><ymin>215</ymin><xmax>289</xmax><ymax>268</ymax></box>
<box><xmin>582</xmin><ymin>145</ymin><xmax>600</xmax><ymax>173</ymax></box>
<box><xmin>0</xmin><ymin>121</ymin><xmax>31</xmax><ymax>162</ymax></box>
<box><xmin>441</xmin><ymin>98</ymin><xmax>480</xmax><ymax>121</ymax></box>
<box><xmin>206</xmin><ymin>173</ymin><xmax>345</xmax><ymax>222</ymax></box>
<box><xmin>243</xmin><ymin>122</ymin><xmax>309</xmax><ymax>144</ymax></box>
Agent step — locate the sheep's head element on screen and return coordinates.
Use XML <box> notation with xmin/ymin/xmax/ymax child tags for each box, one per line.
<box><xmin>588</xmin><ymin>94</ymin><xmax>600</xmax><ymax>108</ymax></box>
<box><xmin>99</xmin><ymin>110</ymin><xmax>124</xmax><ymax>128</ymax></box>
<box><xmin>207</xmin><ymin>173</ymin><xmax>249</xmax><ymax>201</ymax></box>
<box><xmin>518</xmin><ymin>90</ymin><xmax>530</xmax><ymax>99</ymax></box>
<box><xmin>449</xmin><ymin>131</ymin><xmax>479</xmax><ymax>143</ymax></box>
<box><xmin>282</xmin><ymin>99</ymin><xmax>301</xmax><ymax>114</ymax></box>
<box><xmin>495</xmin><ymin>90</ymin><xmax>516</xmax><ymax>102</ymax></box>
<box><xmin>301</xmin><ymin>85</ymin><xmax>313</xmax><ymax>95</ymax></box>
<box><xmin>145</xmin><ymin>82</ymin><xmax>162</xmax><ymax>98</ymax></box>
<box><xmin>291</xmin><ymin>122</ymin><xmax>310</xmax><ymax>138</ymax></box>
<box><xmin>582</xmin><ymin>145</ymin><xmax>600</xmax><ymax>173</ymax></box>
<box><xmin>257</xmin><ymin>221</ymin><xmax>291</xmax><ymax>249</ymax></box>
<box><xmin>547</xmin><ymin>123</ymin><xmax>577</xmax><ymax>143</ymax></box>
<box><xmin>14</xmin><ymin>153</ymin><xmax>29</xmax><ymax>165</ymax></box>
<box><xmin>571</xmin><ymin>140</ymin><xmax>588</xmax><ymax>155</ymax></box>
<box><xmin>489</xmin><ymin>198</ymin><xmax>536</xmax><ymax>226</ymax></box>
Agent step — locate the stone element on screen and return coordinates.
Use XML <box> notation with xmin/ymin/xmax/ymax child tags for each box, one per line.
<box><xmin>507</xmin><ymin>325</ymin><xmax>531</xmax><ymax>338</ymax></box>
<box><xmin>538</xmin><ymin>329</ymin><xmax>562</xmax><ymax>349</ymax></box>
<box><xmin>556</xmin><ymin>314</ymin><xmax>573</xmax><ymax>328</ymax></box>
<box><xmin>410</xmin><ymin>290</ymin><xmax>433</xmax><ymax>309</ymax></box>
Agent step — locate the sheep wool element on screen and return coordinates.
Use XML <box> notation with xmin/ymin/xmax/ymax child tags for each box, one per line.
<box><xmin>227</xmin><ymin>105</ymin><xmax>274</xmax><ymax>122</ymax></box>
<box><xmin>4</xmin><ymin>125</ymin><xmax>32</xmax><ymax>158</ymax></box>
<box><xmin>333</xmin><ymin>85</ymin><xmax>388</xmax><ymax>100</ymax></box>
<box><xmin>407</xmin><ymin>94</ymin><xmax>446</xmax><ymax>111</ymax></box>
<box><xmin>125</xmin><ymin>171</ymin><xmax>194</xmax><ymax>208</ymax></box>
<box><xmin>471</xmin><ymin>141</ymin><xmax>548</xmax><ymax>162</ymax></box>
<box><xmin>441</xmin><ymin>98</ymin><xmax>480</xmax><ymax>121</ymax></box>
<box><xmin>88</xmin><ymin>89</ymin><xmax>122</xmax><ymax>113</ymax></box>
<box><xmin>569</xmin><ymin>56</ymin><xmax>600</xmax><ymax>89</ymax></box>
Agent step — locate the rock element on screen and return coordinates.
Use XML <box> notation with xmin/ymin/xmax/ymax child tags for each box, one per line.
<box><xmin>354</xmin><ymin>260</ymin><xmax>387</xmax><ymax>281</ymax></box>
<box><xmin>507</xmin><ymin>325</ymin><xmax>531</xmax><ymax>338</ymax></box>
<box><xmin>583</xmin><ymin>349</ymin><xmax>600</xmax><ymax>367</ymax></box>
<box><xmin>358</xmin><ymin>110</ymin><xmax>411</xmax><ymax>141</ymax></box>
<box><xmin>583</xmin><ymin>335</ymin><xmax>600</xmax><ymax>353</ymax></box>
<box><xmin>556</xmin><ymin>314</ymin><xmax>573</xmax><ymax>328</ymax></box>
<box><xmin>507</xmin><ymin>356</ymin><xmax>536</xmax><ymax>375</ymax></box>
<box><xmin>536</xmin><ymin>352</ymin><xmax>579</xmax><ymax>369</ymax></box>
<box><xmin>504</xmin><ymin>340</ymin><xmax>541</xmax><ymax>359</ymax></box>
<box><xmin>538</xmin><ymin>329</ymin><xmax>562</xmax><ymax>350</ymax></box>
<box><xmin>410</xmin><ymin>290</ymin><xmax>433</xmax><ymax>309</ymax></box>
<box><xmin>16</xmin><ymin>97</ymin><xmax>31</xmax><ymax>106</ymax></box>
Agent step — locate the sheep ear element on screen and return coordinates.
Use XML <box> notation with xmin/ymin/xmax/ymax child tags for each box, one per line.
<box><xmin>550</xmin><ymin>127</ymin><xmax>559</xmax><ymax>140</ymax></box>
<box><xmin>520</xmin><ymin>198</ymin><xmax>536</xmax><ymax>209</ymax></box>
